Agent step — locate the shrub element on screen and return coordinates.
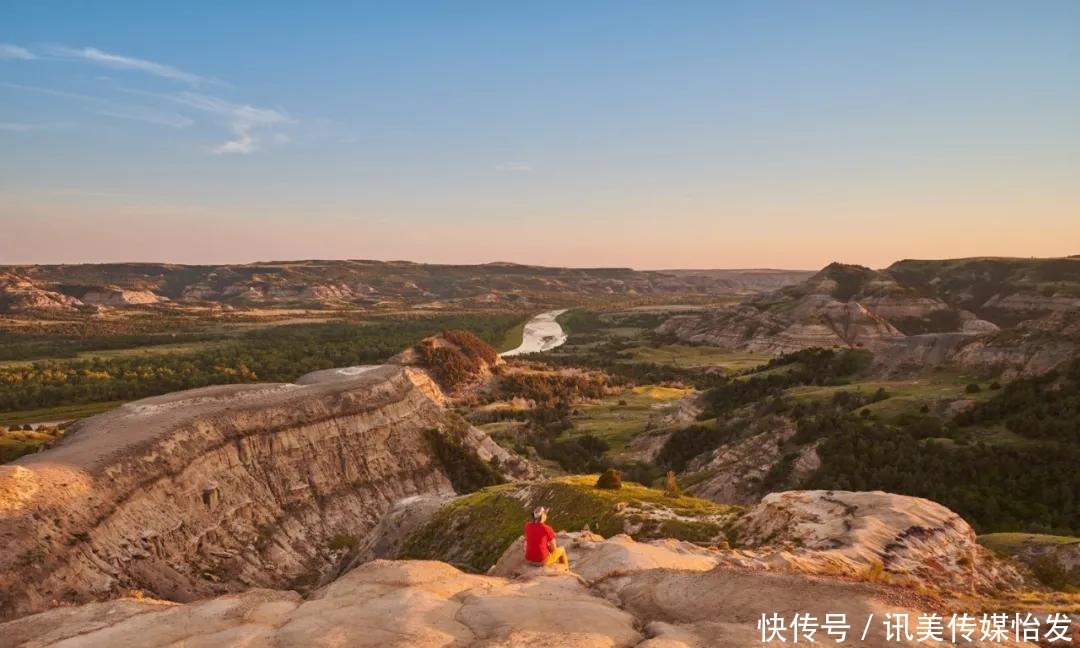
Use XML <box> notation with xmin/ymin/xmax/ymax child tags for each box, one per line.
<box><xmin>965</xmin><ymin>383</ymin><xmax>982</xmax><ymax>394</ymax></box>
<box><xmin>328</xmin><ymin>534</ymin><xmax>358</xmax><ymax>551</ymax></box>
<box><xmin>989</xmin><ymin>381</ymin><xmax>1002</xmax><ymax>390</ymax></box>
<box><xmin>663</xmin><ymin>470</ymin><xmax>681</xmax><ymax>498</ymax></box>
<box><xmin>416</xmin><ymin>330</ymin><xmax>500</xmax><ymax>390</ymax></box>
<box><xmin>656</xmin><ymin>423</ymin><xmax>736</xmax><ymax>472</ymax></box>
<box><xmin>595</xmin><ymin>468</ymin><xmax>623</xmax><ymax>490</ymax></box>
<box><xmin>424</xmin><ymin>427</ymin><xmax>505</xmax><ymax>493</ymax></box>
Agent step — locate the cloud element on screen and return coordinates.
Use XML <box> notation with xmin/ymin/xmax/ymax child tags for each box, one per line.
<box><xmin>96</xmin><ymin>107</ymin><xmax>193</xmax><ymax>129</ymax></box>
<box><xmin>0</xmin><ymin>121</ymin><xmax>72</xmax><ymax>133</ymax></box>
<box><xmin>0</xmin><ymin>47</ymin><xmax>293</xmax><ymax>155</ymax></box>
<box><xmin>46</xmin><ymin>46</ymin><xmax>206</xmax><ymax>85</ymax></box>
<box><xmin>0</xmin><ymin>82</ymin><xmax>193</xmax><ymax>129</ymax></box>
<box><xmin>0</xmin><ymin>43</ymin><xmax>35</xmax><ymax>60</ymax></box>
<box><xmin>169</xmin><ymin>91</ymin><xmax>289</xmax><ymax>154</ymax></box>
<box><xmin>495</xmin><ymin>162</ymin><xmax>534</xmax><ymax>173</ymax></box>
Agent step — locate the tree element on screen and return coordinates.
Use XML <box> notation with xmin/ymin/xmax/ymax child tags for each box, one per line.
<box><xmin>595</xmin><ymin>468</ymin><xmax>623</xmax><ymax>490</ymax></box>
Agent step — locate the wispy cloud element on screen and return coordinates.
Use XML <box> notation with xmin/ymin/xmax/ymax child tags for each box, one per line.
<box><xmin>169</xmin><ymin>91</ymin><xmax>290</xmax><ymax>154</ymax></box>
<box><xmin>0</xmin><ymin>46</ymin><xmax>293</xmax><ymax>154</ymax></box>
<box><xmin>495</xmin><ymin>162</ymin><xmax>534</xmax><ymax>173</ymax></box>
<box><xmin>96</xmin><ymin>107</ymin><xmax>193</xmax><ymax>129</ymax></box>
<box><xmin>0</xmin><ymin>43</ymin><xmax>36</xmax><ymax>60</ymax></box>
<box><xmin>0</xmin><ymin>121</ymin><xmax>72</xmax><ymax>133</ymax></box>
<box><xmin>0</xmin><ymin>82</ymin><xmax>192</xmax><ymax>129</ymax></box>
<box><xmin>45</xmin><ymin>46</ymin><xmax>207</xmax><ymax>86</ymax></box>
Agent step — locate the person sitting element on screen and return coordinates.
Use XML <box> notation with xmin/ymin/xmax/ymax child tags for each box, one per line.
<box><xmin>523</xmin><ymin>506</ymin><xmax>569</xmax><ymax>568</ymax></box>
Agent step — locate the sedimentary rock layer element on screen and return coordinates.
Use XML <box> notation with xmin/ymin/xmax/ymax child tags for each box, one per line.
<box><xmin>0</xmin><ymin>365</ymin><xmax>522</xmax><ymax>620</ymax></box>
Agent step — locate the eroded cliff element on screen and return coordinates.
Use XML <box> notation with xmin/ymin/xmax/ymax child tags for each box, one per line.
<box><xmin>0</xmin><ymin>364</ymin><xmax>530</xmax><ymax>620</ymax></box>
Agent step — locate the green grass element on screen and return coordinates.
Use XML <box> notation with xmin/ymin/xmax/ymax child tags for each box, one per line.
<box><xmin>493</xmin><ymin>317</ymin><xmax>529</xmax><ymax>353</ymax></box>
<box><xmin>566</xmin><ymin>385</ymin><xmax>693</xmax><ymax>454</ymax></box>
<box><xmin>620</xmin><ymin>345</ymin><xmax>770</xmax><ymax>371</ymax></box>
<box><xmin>1</xmin><ymin>433</ymin><xmax>54</xmax><ymax>463</ymax></box>
<box><xmin>0</xmin><ymin>401</ymin><xmax>124</xmax><ymax>427</ymax></box>
<box><xmin>0</xmin><ymin>340</ymin><xmax>233</xmax><ymax>368</ymax></box>
<box><xmin>979</xmin><ymin>533</ymin><xmax>1080</xmax><ymax>554</ymax></box>
<box><xmin>399</xmin><ymin>476</ymin><xmax>740</xmax><ymax>572</ymax></box>
<box><xmin>785</xmin><ymin>373</ymin><xmax>995</xmax><ymax>421</ymax></box>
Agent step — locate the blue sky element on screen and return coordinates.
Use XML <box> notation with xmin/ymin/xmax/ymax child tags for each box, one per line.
<box><xmin>2</xmin><ymin>1</ymin><xmax>1078</xmax><ymax>268</ymax></box>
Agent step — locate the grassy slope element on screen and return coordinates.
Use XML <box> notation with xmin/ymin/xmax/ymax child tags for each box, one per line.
<box><xmin>400</xmin><ymin>476</ymin><xmax>739</xmax><ymax>572</ymax></box>
<box><xmin>494</xmin><ymin>318</ymin><xmax>528</xmax><ymax>353</ymax></box>
<box><xmin>785</xmin><ymin>373</ymin><xmax>996</xmax><ymax>421</ymax></box>
<box><xmin>566</xmin><ymin>385</ymin><xmax>693</xmax><ymax>454</ymax></box>
<box><xmin>620</xmin><ymin>345</ymin><xmax>770</xmax><ymax>371</ymax></box>
<box><xmin>0</xmin><ymin>401</ymin><xmax>125</xmax><ymax>427</ymax></box>
<box><xmin>979</xmin><ymin>533</ymin><xmax>1080</xmax><ymax>554</ymax></box>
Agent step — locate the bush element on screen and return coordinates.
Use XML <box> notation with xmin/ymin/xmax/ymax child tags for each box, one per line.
<box><xmin>656</xmin><ymin>423</ymin><xmax>736</xmax><ymax>472</ymax></box>
<box><xmin>595</xmin><ymin>468</ymin><xmax>623</xmax><ymax>490</ymax></box>
<box><xmin>965</xmin><ymin>383</ymin><xmax>982</xmax><ymax>394</ymax></box>
<box><xmin>424</xmin><ymin>427</ymin><xmax>505</xmax><ymax>493</ymax></box>
<box><xmin>663</xmin><ymin>470</ymin><xmax>681</xmax><ymax>498</ymax></box>
<box><xmin>989</xmin><ymin>381</ymin><xmax>1002</xmax><ymax>390</ymax></box>
<box><xmin>328</xmin><ymin>534</ymin><xmax>358</xmax><ymax>551</ymax></box>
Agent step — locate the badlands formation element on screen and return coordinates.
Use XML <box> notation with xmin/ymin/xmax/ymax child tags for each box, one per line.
<box><xmin>657</xmin><ymin>258</ymin><xmax>1080</xmax><ymax>377</ymax></box>
<box><xmin>0</xmin><ymin>357</ymin><xmax>1070</xmax><ymax>646</ymax></box>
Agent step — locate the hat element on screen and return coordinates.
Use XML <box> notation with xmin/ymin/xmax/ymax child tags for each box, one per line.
<box><xmin>532</xmin><ymin>506</ymin><xmax>549</xmax><ymax>520</ymax></box>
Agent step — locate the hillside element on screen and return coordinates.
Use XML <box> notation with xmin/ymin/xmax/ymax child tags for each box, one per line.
<box><xmin>0</xmin><ymin>261</ymin><xmax>807</xmax><ymax>313</ymax></box>
<box><xmin>398</xmin><ymin>476</ymin><xmax>739</xmax><ymax>571</ymax></box>
<box><xmin>657</xmin><ymin>256</ymin><xmax>1080</xmax><ymax>377</ymax></box>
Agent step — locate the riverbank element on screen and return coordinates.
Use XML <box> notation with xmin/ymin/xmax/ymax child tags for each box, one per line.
<box><xmin>499</xmin><ymin>309</ymin><xmax>569</xmax><ymax>357</ymax></box>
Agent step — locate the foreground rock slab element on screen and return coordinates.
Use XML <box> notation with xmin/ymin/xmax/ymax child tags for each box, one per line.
<box><xmin>2</xmin><ymin>538</ymin><xmax>1047</xmax><ymax>648</ymax></box>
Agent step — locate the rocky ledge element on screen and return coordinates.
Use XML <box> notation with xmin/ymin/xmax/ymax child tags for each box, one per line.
<box><xmin>1</xmin><ymin>528</ymin><xmax>1054</xmax><ymax>648</ymax></box>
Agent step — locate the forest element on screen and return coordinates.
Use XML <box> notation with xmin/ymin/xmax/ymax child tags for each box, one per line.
<box><xmin>0</xmin><ymin>313</ymin><xmax>525</xmax><ymax>413</ymax></box>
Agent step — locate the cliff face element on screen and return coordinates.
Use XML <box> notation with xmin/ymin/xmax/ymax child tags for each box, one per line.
<box><xmin>657</xmin><ymin>258</ymin><xmax>1080</xmax><ymax>376</ymax></box>
<box><xmin>0</xmin><ymin>364</ymin><xmax>529</xmax><ymax>621</ymax></box>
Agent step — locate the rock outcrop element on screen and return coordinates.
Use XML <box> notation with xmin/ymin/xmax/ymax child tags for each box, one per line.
<box><xmin>729</xmin><ymin>490</ymin><xmax>1027</xmax><ymax>595</ymax></box>
<box><xmin>682</xmin><ymin>415</ymin><xmax>810</xmax><ymax>505</ymax></box>
<box><xmin>0</xmin><ymin>364</ymin><xmax>532</xmax><ymax>621</ymax></box>
<box><xmin>1</xmin><ymin>526</ymin><xmax>1048</xmax><ymax>648</ymax></box>
<box><xmin>0</xmin><ymin>273</ymin><xmax>82</xmax><ymax>312</ymax></box>
<box><xmin>79</xmin><ymin>288</ymin><xmax>165</xmax><ymax>306</ymax></box>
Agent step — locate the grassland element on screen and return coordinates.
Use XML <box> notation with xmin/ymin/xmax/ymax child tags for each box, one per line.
<box><xmin>785</xmin><ymin>372</ymin><xmax>996</xmax><ymax>421</ymax></box>
<box><xmin>0</xmin><ymin>401</ymin><xmax>125</xmax><ymax>427</ymax></box>
<box><xmin>565</xmin><ymin>384</ymin><xmax>693</xmax><ymax>454</ymax></box>
<box><xmin>979</xmin><ymin>533</ymin><xmax>1080</xmax><ymax>554</ymax></box>
<box><xmin>0</xmin><ymin>427</ymin><xmax>64</xmax><ymax>463</ymax></box>
<box><xmin>493</xmin><ymin>318</ymin><xmax>527</xmax><ymax>353</ymax></box>
<box><xmin>620</xmin><ymin>345</ymin><xmax>769</xmax><ymax>371</ymax></box>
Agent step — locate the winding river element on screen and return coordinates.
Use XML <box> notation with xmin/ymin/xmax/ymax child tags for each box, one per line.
<box><xmin>500</xmin><ymin>309</ymin><xmax>569</xmax><ymax>357</ymax></box>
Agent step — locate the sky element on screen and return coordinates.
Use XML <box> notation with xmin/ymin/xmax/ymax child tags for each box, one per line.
<box><xmin>2</xmin><ymin>1</ymin><xmax>1078</xmax><ymax>270</ymax></box>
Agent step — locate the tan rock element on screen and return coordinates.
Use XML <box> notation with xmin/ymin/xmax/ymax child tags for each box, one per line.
<box><xmin>0</xmin><ymin>365</ymin><xmax>531</xmax><ymax>621</ymax></box>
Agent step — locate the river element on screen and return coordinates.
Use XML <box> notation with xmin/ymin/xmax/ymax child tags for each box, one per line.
<box><xmin>500</xmin><ymin>309</ymin><xmax>569</xmax><ymax>357</ymax></box>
